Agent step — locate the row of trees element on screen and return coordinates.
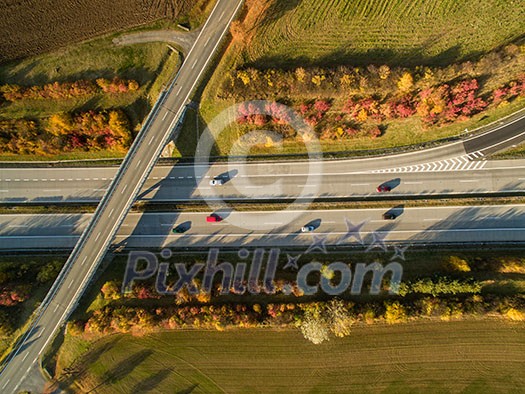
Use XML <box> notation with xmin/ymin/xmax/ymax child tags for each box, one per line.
<box><xmin>0</xmin><ymin>77</ymin><xmax>139</xmax><ymax>102</ymax></box>
<box><xmin>0</xmin><ymin>109</ymin><xmax>131</xmax><ymax>155</ymax></box>
<box><xmin>222</xmin><ymin>43</ymin><xmax>525</xmax><ymax>143</ymax></box>
<box><xmin>396</xmin><ymin>277</ymin><xmax>483</xmax><ymax>297</ymax></box>
<box><xmin>69</xmin><ymin>294</ymin><xmax>525</xmax><ymax>343</ymax></box>
<box><xmin>234</xmin><ymin>76</ymin><xmax>525</xmax><ymax>142</ymax></box>
<box><xmin>222</xmin><ymin>44</ymin><xmax>525</xmax><ymax>102</ymax></box>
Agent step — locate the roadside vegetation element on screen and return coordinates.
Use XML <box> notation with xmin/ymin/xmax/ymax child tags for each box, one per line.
<box><xmin>0</xmin><ymin>256</ymin><xmax>65</xmax><ymax>361</ymax></box>
<box><xmin>0</xmin><ymin>31</ymin><xmax>181</xmax><ymax>161</ymax></box>
<box><xmin>47</xmin><ymin>248</ymin><xmax>525</xmax><ymax>391</ymax></box>
<box><xmin>491</xmin><ymin>141</ymin><xmax>525</xmax><ymax>159</ymax></box>
<box><xmin>178</xmin><ymin>0</ymin><xmax>525</xmax><ymax>157</ymax></box>
<box><xmin>0</xmin><ymin>0</ymin><xmax>217</xmax><ymax>161</ymax></box>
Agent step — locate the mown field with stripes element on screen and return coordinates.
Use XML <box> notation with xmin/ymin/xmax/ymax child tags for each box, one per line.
<box><xmin>58</xmin><ymin>320</ymin><xmax>525</xmax><ymax>393</ymax></box>
<box><xmin>246</xmin><ymin>0</ymin><xmax>525</xmax><ymax>68</ymax></box>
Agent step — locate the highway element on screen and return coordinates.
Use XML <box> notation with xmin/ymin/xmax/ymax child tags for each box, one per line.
<box><xmin>3</xmin><ymin>113</ymin><xmax>525</xmax><ymax>202</ymax></box>
<box><xmin>0</xmin><ymin>0</ymin><xmax>244</xmax><ymax>393</ymax></box>
<box><xmin>0</xmin><ymin>1</ymin><xmax>524</xmax><ymax>391</ymax></box>
<box><xmin>1</xmin><ymin>161</ymin><xmax>525</xmax><ymax>202</ymax></box>
<box><xmin>2</xmin><ymin>205</ymin><xmax>525</xmax><ymax>249</ymax></box>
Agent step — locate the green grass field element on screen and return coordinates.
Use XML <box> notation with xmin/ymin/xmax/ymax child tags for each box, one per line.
<box><xmin>57</xmin><ymin>320</ymin><xmax>525</xmax><ymax>393</ymax></box>
<box><xmin>181</xmin><ymin>0</ymin><xmax>525</xmax><ymax>158</ymax></box>
<box><xmin>245</xmin><ymin>0</ymin><xmax>525</xmax><ymax>68</ymax></box>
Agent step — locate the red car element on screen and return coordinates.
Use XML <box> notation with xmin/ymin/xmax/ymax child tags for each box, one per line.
<box><xmin>206</xmin><ymin>214</ymin><xmax>223</xmax><ymax>222</ymax></box>
<box><xmin>376</xmin><ymin>184</ymin><xmax>391</xmax><ymax>193</ymax></box>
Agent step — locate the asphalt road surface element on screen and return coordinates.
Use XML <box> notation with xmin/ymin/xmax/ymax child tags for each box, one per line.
<box><xmin>1</xmin><ymin>205</ymin><xmax>525</xmax><ymax>250</ymax></box>
<box><xmin>0</xmin><ymin>1</ymin><xmax>244</xmax><ymax>392</ymax></box>
<box><xmin>3</xmin><ymin>118</ymin><xmax>525</xmax><ymax>203</ymax></box>
<box><xmin>1</xmin><ymin>160</ymin><xmax>525</xmax><ymax>203</ymax></box>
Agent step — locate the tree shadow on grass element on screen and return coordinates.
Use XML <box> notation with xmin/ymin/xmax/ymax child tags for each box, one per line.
<box><xmin>247</xmin><ymin>45</ymin><xmax>467</xmax><ymax>70</ymax></box>
<box><xmin>55</xmin><ymin>339</ymin><xmax>116</xmax><ymax>391</ymax></box>
<box><xmin>131</xmin><ymin>368</ymin><xmax>173</xmax><ymax>393</ymax></box>
<box><xmin>98</xmin><ymin>349</ymin><xmax>153</xmax><ymax>386</ymax></box>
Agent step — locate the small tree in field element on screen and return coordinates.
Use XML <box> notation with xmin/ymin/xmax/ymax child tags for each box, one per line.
<box><xmin>397</xmin><ymin>72</ymin><xmax>414</xmax><ymax>93</ymax></box>
<box><xmin>295</xmin><ymin>67</ymin><xmax>306</xmax><ymax>83</ymax></box>
<box><xmin>299</xmin><ymin>309</ymin><xmax>330</xmax><ymax>344</ymax></box>
<box><xmin>327</xmin><ymin>299</ymin><xmax>353</xmax><ymax>338</ymax></box>
<box><xmin>384</xmin><ymin>301</ymin><xmax>407</xmax><ymax>324</ymax></box>
<box><xmin>378</xmin><ymin>65</ymin><xmax>391</xmax><ymax>80</ymax></box>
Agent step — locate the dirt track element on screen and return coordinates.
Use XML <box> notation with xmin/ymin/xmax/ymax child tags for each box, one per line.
<box><xmin>0</xmin><ymin>0</ymin><xmax>191</xmax><ymax>62</ymax></box>
<box><xmin>113</xmin><ymin>29</ymin><xmax>199</xmax><ymax>53</ymax></box>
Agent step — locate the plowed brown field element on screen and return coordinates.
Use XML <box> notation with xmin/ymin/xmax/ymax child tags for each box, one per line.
<box><xmin>0</xmin><ymin>0</ymin><xmax>191</xmax><ymax>62</ymax></box>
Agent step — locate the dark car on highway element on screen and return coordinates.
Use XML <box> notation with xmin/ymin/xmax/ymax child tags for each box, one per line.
<box><xmin>172</xmin><ymin>225</ymin><xmax>187</xmax><ymax>234</ymax></box>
